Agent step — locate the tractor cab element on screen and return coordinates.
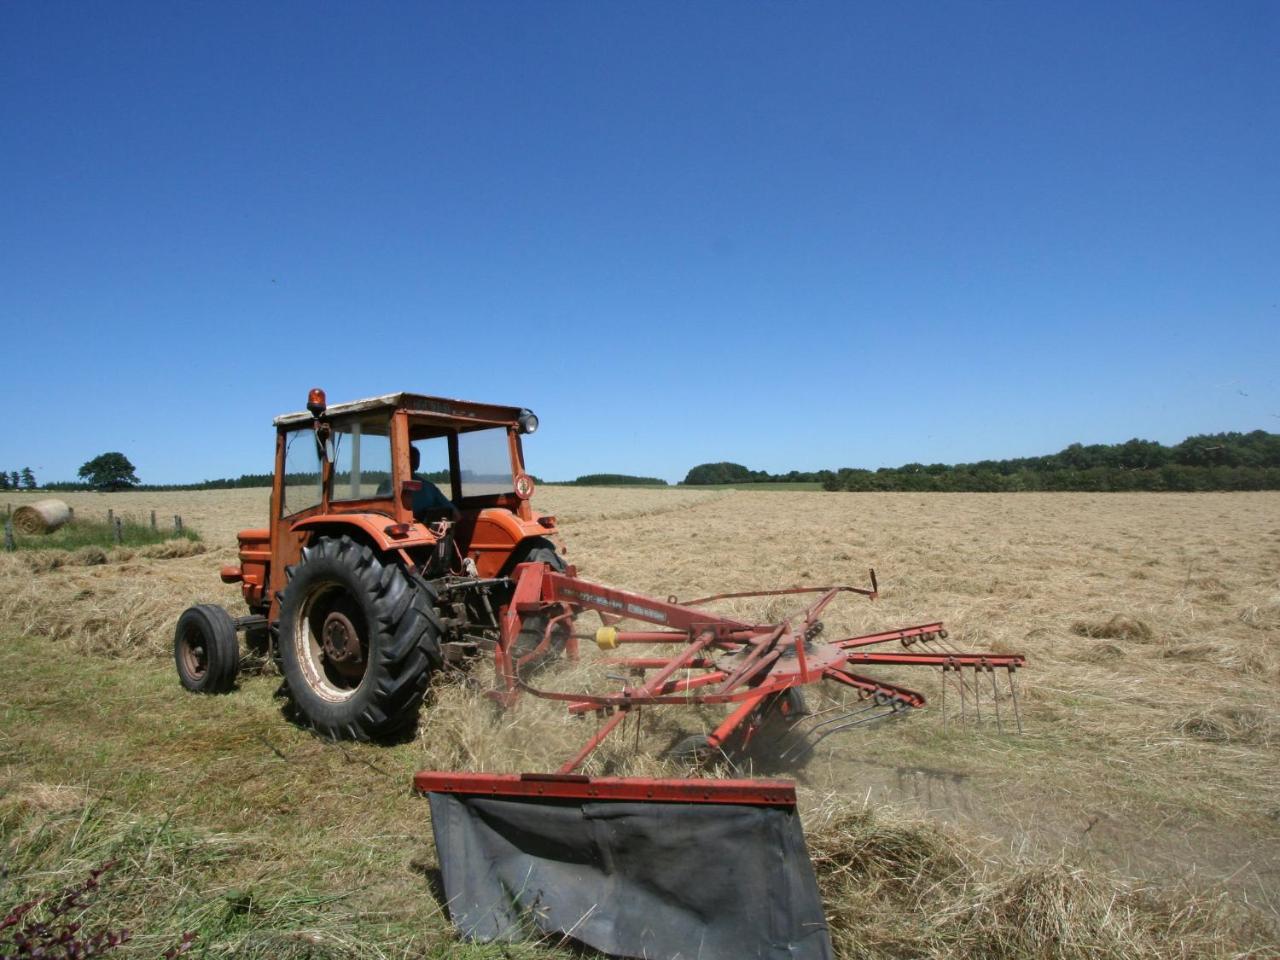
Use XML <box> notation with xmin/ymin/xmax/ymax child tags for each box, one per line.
<box><xmin>224</xmin><ymin>390</ymin><xmax>560</xmax><ymax>621</ymax></box>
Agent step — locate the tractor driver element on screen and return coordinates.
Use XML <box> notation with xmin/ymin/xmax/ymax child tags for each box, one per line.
<box><xmin>408</xmin><ymin>445</ymin><xmax>460</xmax><ymax>522</ymax></box>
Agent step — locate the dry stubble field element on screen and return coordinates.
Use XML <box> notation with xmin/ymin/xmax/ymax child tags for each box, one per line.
<box><xmin>1</xmin><ymin>486</ymin><xmax>1278</xmax><ymax>958</ymax></box>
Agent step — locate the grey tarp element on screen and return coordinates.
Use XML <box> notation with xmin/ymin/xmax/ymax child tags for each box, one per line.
<box><xmin>427</xmin><ymin>791</ymin><xmax>833</xmax><ymax>960</ymax></box>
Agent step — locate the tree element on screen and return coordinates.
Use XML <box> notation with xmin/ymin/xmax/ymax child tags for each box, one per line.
<box><xmin>0</xmin><ymin>472</ymin><xmax>8</xmax><ymax>491</ymax></box>
<box><xmin>683</xmin><ymin>462</ymin><xmax>754</xmax><ymax>485</ymax></box>
<box><xmin>20</xmin><ymin>467</ymin><xmax>36</xmax><ymax>489</ymax></box>
<box><xmin>78</xmin><ymin>452</ymin><xmax>140</xmax><ymax>490</ymax></box>
<box><xmin>8</xmin><ymin>471</ymin><xmax>18</xmax><ymax>490</ymax></box>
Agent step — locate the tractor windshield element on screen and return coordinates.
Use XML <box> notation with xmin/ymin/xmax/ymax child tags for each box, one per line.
<box><xmin>457</xmin><ymin>428</ymin><xmax>514</xmax><ymax>500</ymax></box>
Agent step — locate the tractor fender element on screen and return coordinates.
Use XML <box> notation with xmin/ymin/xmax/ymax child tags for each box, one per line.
<box><xmin>467</xmin><ymin>508</ymin><xmax>556</xmax><ymax>578</ymax></box>
<box><xmin>290</xmin><ymin>513</ymin><xmax>439</xmax><ymax>552</ymax></box>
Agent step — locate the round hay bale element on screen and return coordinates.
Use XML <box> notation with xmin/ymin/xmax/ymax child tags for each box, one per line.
<box><xmin>12</xmin><ymin>499</ymin><xmax>72</xmax><ymax>535</ymax></box>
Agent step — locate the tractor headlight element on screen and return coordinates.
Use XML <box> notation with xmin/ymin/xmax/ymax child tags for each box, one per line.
<box><xmin>518</xmin><ymin>410</ymin><xmax>539</xmax><ymax>435</ymax></box>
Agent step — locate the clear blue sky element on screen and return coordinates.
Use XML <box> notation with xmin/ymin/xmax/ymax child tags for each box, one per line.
<box><xmin>3</xmin><ymin>2</ymin><xmax>1277</xmax><ymax>484</ymax></box>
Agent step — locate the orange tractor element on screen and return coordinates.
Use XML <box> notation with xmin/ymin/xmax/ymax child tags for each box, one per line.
<box><xmin>174</xmin><ymin>388</ymin><xmax>569</xmax><ymax>740</ymax></box>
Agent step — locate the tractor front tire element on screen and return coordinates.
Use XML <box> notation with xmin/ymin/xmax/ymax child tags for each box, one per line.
<box><xmin>509</xmin><ymin>538</ymin><xmax>571</xmax><ymax>671</ymax></box>
<box><xmin>667</xmin><ymin>734</ymin><xmax>725</xmax><ymax>767</ymax></box>
<box><xmin>174</xmin><ymin>604</ymin><xmax>240</xmax><ymax>694</ymax></box>
<box><xmin>278</xmin><ymin>535</ymin><xmax>442</xmax><ymax>741</ymax></box>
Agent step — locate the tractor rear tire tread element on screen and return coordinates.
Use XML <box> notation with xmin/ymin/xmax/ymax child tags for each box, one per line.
<box><xmin>279</xmin><ymin>535</ymin><xmax>442</xmax><ymax>742</ymax></box>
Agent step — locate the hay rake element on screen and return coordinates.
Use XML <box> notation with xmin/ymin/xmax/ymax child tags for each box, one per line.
<box><xmin>491</xmin><ymin>561</ymin><xmax>1027</xmax><ymax>771</ymax></box>
<box><xmin>418</xmin><ymin>562</ymin><xmax>1027</xmax><ymax>958</ymax></box>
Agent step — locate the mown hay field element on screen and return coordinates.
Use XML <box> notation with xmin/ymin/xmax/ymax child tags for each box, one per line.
<box><xmin>1</xmin><ymin>487</ymin><xmax>1277</xmax><ymax>957</ymax></box>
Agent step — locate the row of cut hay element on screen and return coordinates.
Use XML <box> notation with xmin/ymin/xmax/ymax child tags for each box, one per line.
<box><xmin>803</xmin><ymin>800</ymin><xmax>1274</xmax><ymax>959</ymax></box>
<box><xmin>414</xmin><ymin>656</ymin><xmax>710</xmax><ymax>778</ymax></box>
<box><xmin>13</xmin><ymin>537</ymin><xmax>207</xmax><ymax>572</ymax></box>
<box><xmin>0</xmin><ymin>548</ymin><xmax>238</xmax><ymax>660</ymax></box>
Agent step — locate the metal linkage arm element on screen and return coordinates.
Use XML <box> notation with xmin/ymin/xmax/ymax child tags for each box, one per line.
<box><xmin>491</xmin><ymin>562</ymin><xmax>1027</xmax><ymax>771</ymax></box>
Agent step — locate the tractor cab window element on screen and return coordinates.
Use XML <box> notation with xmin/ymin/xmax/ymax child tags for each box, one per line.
<box><xmin>280</xmin><ymin>427</ymin><xmax>323</xmax><ymax>517</ymax></box>
<box><xmin>410</xmin><ymin>435</ymin><xmax>452</xmax><ymax>495</ymax></box>
<box><xmin>457</xmin><ymin>428</ymin><xmax>514</xmax><ymax>499</ymax></box>
<box><xmin>331</xmin><ymin>414</ymin><xmax>393</xmax><ymax>501</ymax></box>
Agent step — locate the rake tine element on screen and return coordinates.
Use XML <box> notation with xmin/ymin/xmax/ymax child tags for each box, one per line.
<box><xmin>781</xmin><ymin>738</ymin><xmax>819</xmax><ymax>763</ymax></box>
<box><xmin>957</xmin><ymin>665</ymin><xmax>966</xmax><ymax>723</ymax></box>
<box><xmin>783</xmin><ymin>707</ymin><xmax>900</xmax><ymax>761</ymax></box>
<box><xmin>989</xmin><ymin>667</ymin><xmax>1003</xmax><ymax>734</ymax></box>
<box><xmin>961</xmin><ymin>664</ymin><xmax>984</xmax><ymax>705</ymax></box>
<box><xmin>812</xmin><ymin>705</ymin><xmax>903</xmax><ymax>739</ymax></box>
<box><xmin>932</xmin><ymin>634</ymin><xmax>989</xmax><ymax>706</ymax></box>
<box><xmin>1007</xmin><ymin>666</ymin><xmax>1023</xmax><ymax>734</ymax></box>
<box><xmin>774</xmin><ymin>705</ymin><xmax>846</xmax><ymax>757</ymax></box>
<box><xmin>779</xmin><ymin>701</ymin><xmax>886</xmax><ymax>759</ymax></box>
<box><xmin>940</xmin><ymin>666</ymin><xmax>947</xmax><ymax>731</ymax></box>
<box><xmin>936</xmin><ymin>642</ymin><xmax>984</xmax><ymax>705</ymax></box>
<box><xmin>972</xmin><ymin>667</ymin><xmax>982</xmax><ymax>725</ymax></box>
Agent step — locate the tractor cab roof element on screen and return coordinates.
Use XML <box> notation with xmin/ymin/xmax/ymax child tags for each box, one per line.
<box><xmin>273</xmin><ymin>392</ymin><xmax>528</xmax><ymax>431</ymax></box>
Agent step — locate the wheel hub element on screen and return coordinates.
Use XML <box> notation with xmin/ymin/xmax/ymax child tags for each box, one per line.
<box><xmin>321</xmin><ymin>609</ymin><xmax>364</xmax><ymax>677</ymax></box>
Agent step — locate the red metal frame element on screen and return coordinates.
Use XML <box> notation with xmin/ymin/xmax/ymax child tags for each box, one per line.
<box><xmin>413</xmin><ymin>771</ymin><xmax>797</xmax><ymax>807</ymax></box>
<box><xmin>494</xmin><ymin>564</ymin><xmax>1027</xmax><ymax>773</ymax></box>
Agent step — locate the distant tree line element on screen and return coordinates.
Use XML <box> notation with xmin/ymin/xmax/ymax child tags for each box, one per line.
<box><xmin>682</xmin><ymin>431</ymin><xmax>1280</xmax><ymax>493</ymax></box>
<box><xmin>42</xmin><ymin>468</ymin><xmax>541</xmax><ymax>492</ymax></box>
<box><xmin>0</xmin><ymin>468</ymin><xmax>37</xmax><ymax>490</ymax></box>
<box><xmin>45</xmin><ymin>470</ymin><xmax>274</xmax><ymax>492</ymax></box>
<box><xmin>564</xmin><ymin>474</ymin><xmax>668</xmax><ymax>486</ymax></box>
<box><xmin>682</xmin><ymin>462</ymin><xmax>827</xmax><ymax>485</ymax></box>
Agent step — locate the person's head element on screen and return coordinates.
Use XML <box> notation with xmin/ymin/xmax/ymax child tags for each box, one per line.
<box><xmin>409</xmin><ymin>445</ymin><xmax>421</xmax><ymax>473</ymax></box>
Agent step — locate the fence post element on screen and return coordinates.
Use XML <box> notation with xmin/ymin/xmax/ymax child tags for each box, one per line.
<box><xmin>3</xmin><ymin>519</ymin><xmax>13</xmax><ymax>552</ymax></box>
<box><xmin>174</xmin><ymin>515</ymin><xmax>183</xmax><ymax>535</ymax></box>
<box><xmin>68</xmin><ymin>506</ymin><xmax>74</xmax><ymax>520</ymax></box>
<box><xmin>107</xmin><ymin>508</ymin><xmax>114</xmax><ymax>526</ymax></box>
<box><xmin>113</xmin><ymin>516</ymin><xmax>123</xmax><ymax>545</ymax></box>
<box><xmin>150</xmin><ymin>509</ymin><xmax>156</xmax><ymax>530</ymax></box>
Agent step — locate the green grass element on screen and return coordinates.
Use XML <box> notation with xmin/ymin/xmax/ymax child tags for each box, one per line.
<box><xmin>0</xmin><ymin>634</ymin><xmax>566</xmax><ymax>959</ymax></box>
<box><xmin>7</xmin><ymin>517</ymin><xmax>201</xmax><ymax>552</ymax></box>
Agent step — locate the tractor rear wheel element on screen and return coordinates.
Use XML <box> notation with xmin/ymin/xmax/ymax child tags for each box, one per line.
<box><xmin>278</xmin><ymin>535</ymin><xmax>442</xmax><ymax>741</ymax></box>
<box><xmin>174</xmin><ymin>604</ymin><xmax>239</xmax><ymax>694</ymax></box>
<box><xmin>509</xmin><ymin>538</ymin><xmax>571</xmax><ymax>671</ymax></box>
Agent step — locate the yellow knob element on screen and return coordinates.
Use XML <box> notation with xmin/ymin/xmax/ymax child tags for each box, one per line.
<box><xmin>595</xmin><ymin>626</ymin><xmax>619</xmax><ymax>650</ymax></box>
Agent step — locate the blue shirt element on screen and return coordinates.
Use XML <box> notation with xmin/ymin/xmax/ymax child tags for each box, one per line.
<box><xmin>412</xmin><ymin>479</ymin><xmax>455</xmax><ymax>519</ymax></box>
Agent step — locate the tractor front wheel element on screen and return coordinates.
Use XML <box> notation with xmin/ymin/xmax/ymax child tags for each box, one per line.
<box><xmin>174</xmin><ymin>604</ymin><xmax>239</xmax><ymax>694</ymax></box>
<box><xmin>278</xmin><ymin>535</ymin><xmax>442</xmax><ymax>741</ymax></box>
<box><xmin>667</xmin><ymin>734</ymin><xmax>725</xmax><ymax>766</ymax></box>
<box><xmin>509</xmin><ymin>538</ymin><xmax>572</xmax><ymax>671</ymax></box>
